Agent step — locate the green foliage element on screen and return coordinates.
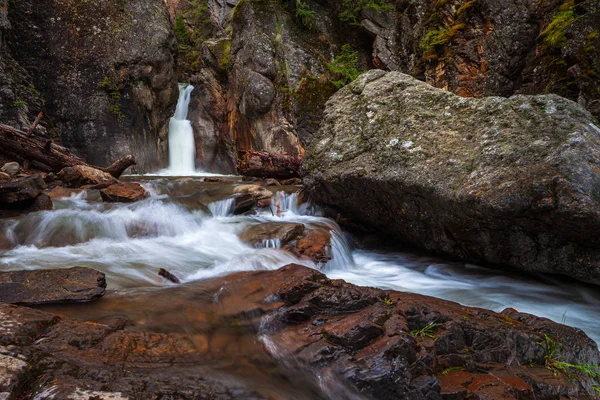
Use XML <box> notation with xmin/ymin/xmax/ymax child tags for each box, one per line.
<box><xmin>327</xmin><ymin>44</ymin><xmax>361</xmax><ymax>89</ymax></box>
<box><xmin>411</xmin><ymin>322</ymin><xmax>437</xmax><ymax>339</ymax></box>
<box><xmin>12</xmin><ymin>100</ymin><xmax>27</xmax><ymax>107</ymax></box>
<box><xmin>420</xmin><ymin>23</ymin><xmax>465</xmax><ymax>61</ymax></box>
<box><xmin>174</xmin><ymin>14</ymin><xmax>189</xmax><ymax>47</ymax></box>
<box><xmin>295</xmin><ymin>0</ymin><xmax>317</xmax><ymax>29</ymax></box>
<box><xmin>540</xmin><ymin>8</ymin><xmax>576</xmax><ymax>49</ymax></box>
<box><xmin>98</xmin><ymin>76</ymin><xmax>125</xmax><ymax>125</ymax></box>
<box><xmin>29</xmin><ymin>86</ymin><xmax>40</xmax><ymax>98</ymax></box>
<box><xmin>537</xmin><ymin>334</ymin><xmax>600</xmax><ymax>383</ymax></box>
<box><xmin>98</xmin><ymin>76</ymin><xmax>111</xmax><ymax>89</ymax></box>
<box><xmin>339</xmin><ymin>0</ymin><xmax>393</xmax><ymax>26</ymax></box>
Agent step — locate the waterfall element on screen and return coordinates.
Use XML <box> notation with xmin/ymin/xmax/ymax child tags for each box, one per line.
<box><xmin>168</xmin><ymin>84</ymin><xmax>196</xmax><ymax>175</ymax></box>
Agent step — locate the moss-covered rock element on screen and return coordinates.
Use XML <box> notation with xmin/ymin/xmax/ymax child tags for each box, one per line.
<box><xmin>304</xmin><ymin>70</ymin><xmax>600</xmax><ymax>285</ymax></box>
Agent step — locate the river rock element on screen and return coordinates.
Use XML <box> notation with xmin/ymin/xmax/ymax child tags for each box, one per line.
<box><xmin>239</xmin><ymin>222</ymin><xmax>305</xmax><ymax>247</ymax></box>
<box><xmin>58</xmin><ymin>165</ymin><xmax>118</xmax><ymax>188</ymax></box>
<box><xmin>0</xmin><ymin>174</ymin><xmax>45</xmax><ymax>204</ymax></box>
<box><xmin>0</xmin><ymin>172</ymin><xmax>10</xmax><ymax>184</ymax></box>
<box><xmin>47</xmin><ymin>186</ymin><xmax>82</xmax><ymax>200</ymax></box>
<box><xmin>0</xmin><ymin>162</ymin><xmax>19</xmax><ymax>177</ymax></box>
<box><xmin>233</xmin><ymin>184</ymin><xmax>273</xmax><ymax>208</ymax></box>
<box><xmin>100</xmin><ymin>182</ymin><xmax>148</xmax><ymax>203</ymax></box>
<box><xmin>282</xmin><ymin>229</ymin><xmax>332</xmax><ymax>265</ymax></box>
<box><xmin>0</xmin><ymin>267</ymin><xmax>106</xmax><ymax>305</ymax></box>
<box><xmin>304</xmin><ymin>70</ymin><xmax>600</xmax><ymax>285</ymax></box>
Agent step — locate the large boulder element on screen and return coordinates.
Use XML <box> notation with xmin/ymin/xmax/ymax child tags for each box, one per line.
<box><xmin>0</xmin><ymin>267</ymin><xmax>106</xmax><ymax>305</ymax></box>
<box><xmin>304</xmin><ymin>70</ymin><xmax>600</xmax><ymax>285</ymax></box>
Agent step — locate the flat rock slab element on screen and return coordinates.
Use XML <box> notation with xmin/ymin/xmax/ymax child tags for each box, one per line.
<box><xmin>100</xmin><ymin>182</ymin><xmax>148</xmax><ymax>203</ymax></box>
<box><xmin>0</xmin><ymin>267</ymin><xmax>106</xmax><ymax>305</ymax></box>
<box><xmin>239</xmin><ymin>222</ymin><xmax>305</xmax><ymax>246</ymax></box>
<box><xmin>0</xmin><ymin>175</ymin><xmax>45</xmax><ymax>204</ymax></box>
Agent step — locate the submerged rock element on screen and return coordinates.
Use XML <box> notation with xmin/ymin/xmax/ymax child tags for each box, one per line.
<box><xmin>283</xmin><ymin>229</ymin><xmax>332</xmax><ymax>265</ymax></box>
<box><xmin>0</xmin><ymin>267</ymin><xmax>106</xmax><ymax>305</ymax></box>
<box><xmin>239</xmin><ymin>222</ymin><xmax>305</xmax><ymax>247</ymax></box>
<box><xmin>100</xmin><ymin>182</ymin><xmax>149</xmax><ymax>203</ymax></box>
<box><xmin>304</xmin><ymin>70</ymin><xmax>600</xmax><ymax>285</ymax></box>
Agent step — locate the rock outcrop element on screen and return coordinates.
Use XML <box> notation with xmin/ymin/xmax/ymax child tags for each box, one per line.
<box><xmin>1</xmin><ymin>264</ymin><xmax>597</xmax><ymax>399</ymax></box>
<box><xmin>4</xmin><ymin>0</ymin><xmax>179</xmax><ymax>172</ymax></box>
<box><xmin>0</xmin><ymin>267</ymin><xmax>106</xmax><ymax>305</ymax></box>
<box><xmin>100</xmin><ymin>182</ymin><xmax>149</xmax><ymax>203</ymax></box>
<box><xmin>304</xmin><ymin>70</ymin><xmax>600</xmax><ymax>285</ymax></box>
<box><xmin>0</xmin><ymin>174</ymin><xmax>52</xmax><ymax>218</ymax></box>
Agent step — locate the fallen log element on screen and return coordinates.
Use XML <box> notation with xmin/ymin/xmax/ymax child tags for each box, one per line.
<box><xmin>236</xmin><ymin>149</ymin><xmax>301</xmax><ymax>179</ymax></box>
<box><xmin>0</xmin><ymin>123</ymin><xmax>135</xmax><ymax>178</ymax></box>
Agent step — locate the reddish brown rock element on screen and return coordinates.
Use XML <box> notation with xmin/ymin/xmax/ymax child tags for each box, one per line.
<box><xmin>239</xmin><ymin>222</ymin><xmax>305</xmax><ymax>247</ymax></box>
<box><xmin>0</xmin><ymin>265</ymin><xmax>598</xmax><ymax>399</ymax></box>
<box><xmin>0</xmin><ymin>172</ymin><xmax>11</xmax><ymax>184</ymax></box>
<box><xmin>100</xmin><ymin>182</ymin><xmax>148</xmax><ymax>203</ymax></box>
<box><xmin>47</xmin><ymin>186</ymin><xmax>82</xmax><ymax>199</ymax></box>
<box><xmin>283</xmin><ymin>229</ymin><xmax>332</xmax><ymax>264</ymax></box>
<box><xmin>58</xmin><ymin>165</ymin><xmax>118</xmax><ymax>188</ymax></box>
<box><xmin>0</xmin><ymin>267</ymin><xmax>106</xmax><ymax>305</ymax></box>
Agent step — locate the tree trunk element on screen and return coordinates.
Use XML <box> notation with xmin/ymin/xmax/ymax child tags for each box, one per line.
<box><xmin>236</xmin><ymin>150</ymin><xmax>301</xmax><ymax>179</ymax></box>
<box><xmin>0</xmin><ymin>123</ymin><xmax>135</xmax><ymax>178</ymax></box>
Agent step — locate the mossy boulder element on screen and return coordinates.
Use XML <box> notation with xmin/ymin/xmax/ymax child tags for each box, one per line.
<box><xmin>304</xmin><ymin>70</ymin><xmax>600</xmax><ymax>285</ymax></box>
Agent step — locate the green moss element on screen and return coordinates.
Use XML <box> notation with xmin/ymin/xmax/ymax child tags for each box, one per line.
<box><xmin>174</xmin><ymin>13</ymin><xmax>189</xmax><ymax>48</ymax></box>
<box><xmin>539</xmin><ymin>8</ymin><xmax>576</xmax><ymax>49</ymax></box>
<box><xmin>12</xmin><ymin>100</ymin><xmax>27</xmax><ymax>107</ymax></box>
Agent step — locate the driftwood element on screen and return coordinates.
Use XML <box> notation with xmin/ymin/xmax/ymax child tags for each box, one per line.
<box><xmin>27</xmin><ymin>112</ymin><xmax>44</xmax><ymax>136</ymax></box>
<box><xmin>0</xmin><ymin>123</ymin><xmax>135</xmax><ymax>178</ymax></box>
<box><xmin>158</xmin><ymin>268</ymin><xmax>181</xmax><ymax>284</ymax></box>
<box><xmin>236</xmin><ymin>149</ymin><xmax>301</xmax><ymax>179</ymax></box>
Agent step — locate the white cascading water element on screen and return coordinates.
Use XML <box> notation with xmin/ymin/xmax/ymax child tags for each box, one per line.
<box><xmin>0</xmin><ymin>181</ymin><xmax>599</xmax><ymax>345</ymax></box>
<box><xmin>168</xmin><ymin>84</ymin><xmax>196</xmax><ymax>175</ymax></box>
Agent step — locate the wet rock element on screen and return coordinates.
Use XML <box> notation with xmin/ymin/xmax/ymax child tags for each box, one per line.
<box><xmin>280</xmin><ymin>178</ymin><xmax>302</xmax><ymax>186</ymax></box>
<box><xmin>0</xmin><ymin>172</ymin><xmax>10</xmax><ymax>184</ymax></box>
<box><xmin>1</xmin><ymin>265</ymin><xmax>598</xmax><ymax>399</ymax></box>
<box><xmin>0</xmin><ymin>353</ymin><xmax>29</xmax><ymax>398</ymax></box>
<box><xmin>158</xmin><ymin>268</ymin><xmax>181</xmax><ymax>284</ymax></box>
<box><xmin>0</xmin><ymin>162</ymin><xmax>19</xmax><ymax>177</ymax></box>
<box><xmin>304</xmin><ymin>70</ymin><xmax>600</xmax><ymax>285</ymax></box>
<box><xmin>239</xmin><ymin>222</ymin><xmax>305</xmax><ymax>247</ymax></box>
<box><xmin>0</xmin><ymin>174</ymin><xmax>45</xmax><ymax>204</ymax></box>
<box><xmin>204</xmin><ymin>177</ymin><xmax>234</xmax><ymax>183</ymax></box>
<box><xmin>0</xmin><ymin>267</ymin><xmax>106</xmax><ymax>305</ymax></box>
<box><xmin>58</xmin><ymin>165</ymin><xmax>118</xmax><ymax>188</ymax></box>
<box><xmin>263</xmin><ymin>178</ymin><xmax>281</xmax><ymax>187</ymax></box>
<box><xmin>283</xmin><ymin>229</ymin><xmax>332</xmax><ymax>265</ymax></box>
<box><xmin>100</xmin><ymin>182</ymin><xmax>148</xmax><ymax>203</ymax></box>
<box><xmin>233</xmin><ymin>184</ymin><xmax>273</xmax><ymax>208</ymax></box>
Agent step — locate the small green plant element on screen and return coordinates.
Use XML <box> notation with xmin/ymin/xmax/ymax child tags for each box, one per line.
<box><xmin>174</xmin><ymin>13</ymin><xmax>189</xmax><ymax>47</ymax></box>
<box><xmin>420</xmin><ymin>24</ymin><xmax>465</xmax><ymax>61</ymax></box>
<box><xmin>327</xmin><ymin>44</ymin><xmax>361</xmax><ymax>89</ymax></box>
<box><xmin>12</xmin><ymin>100</ymin><xmax>27</xmax><ymax>107</ymax></box>
<box><xmin>339</xmin><ymin>0</ymin><xmax>393</xmax><ymax>26</ymax></box>
<box><xmin>411</xmin><ymin>322</ymin><xmax>437</xmax><ymax>339</ymax></box>
<box><xmin>29</xmin><ymin>86</ymin><xmax>40</xmax><ymax>98</ymax></box>
<box><xmin>98</xmin><ymin>76</ymin><xmax>111</xmax><ymax>89</ymax></box>
<box><xmin>295</xmin><ymin>0</ymin><xmax>317</xmax><ymax>29</ymax></box>
<box><xmin>381</xmin><ymin>297</ymin><xmax>393</xmax><ymax>305</ymax></box>
<box><xmin>537</xmin><ymin>334</ymin><xmax>600</xmax><ymax>382</ymax></box>
<box><xmin>441</xmin><ymin>366</ymin><xmax>464</xmax><ymax>375</ymax></box>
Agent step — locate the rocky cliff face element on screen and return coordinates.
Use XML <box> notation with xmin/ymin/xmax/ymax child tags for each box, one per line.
<box><xmin>304</xmin><ymin>70</ymin><xmax>600</xmax><ymax>285</ymax></box>
<box><xmin>3</xmin><ymin>0</ymin><xmax>179</xmax><ymax>172</ymax></box>
<box><xmin>167</xmin><ymin>0</ymin><xmax>598</xmax><ymax>174</ymax></box>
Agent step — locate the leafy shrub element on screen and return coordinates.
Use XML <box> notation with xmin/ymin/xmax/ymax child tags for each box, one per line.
<box><xmin>327</xmin><ymin>44</ymin><xmax>361</xmax><ymax>89</ymax></box>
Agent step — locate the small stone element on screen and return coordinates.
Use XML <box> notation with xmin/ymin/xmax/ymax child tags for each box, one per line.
<box><xmin>1</xmin><ymin>162</ymin><xmax>20</xmax><ymax>177</ymax></box>
<box><xmin>0</xmin><ymin>172</ymin><xmax>11</xmax><ymax>184</ymax></box>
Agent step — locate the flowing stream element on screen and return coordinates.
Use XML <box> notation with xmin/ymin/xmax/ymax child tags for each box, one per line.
<box><xmin>0</xmin><ymin>177</ymin><xmax>599</xmax><ymax>346</ymax></box>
